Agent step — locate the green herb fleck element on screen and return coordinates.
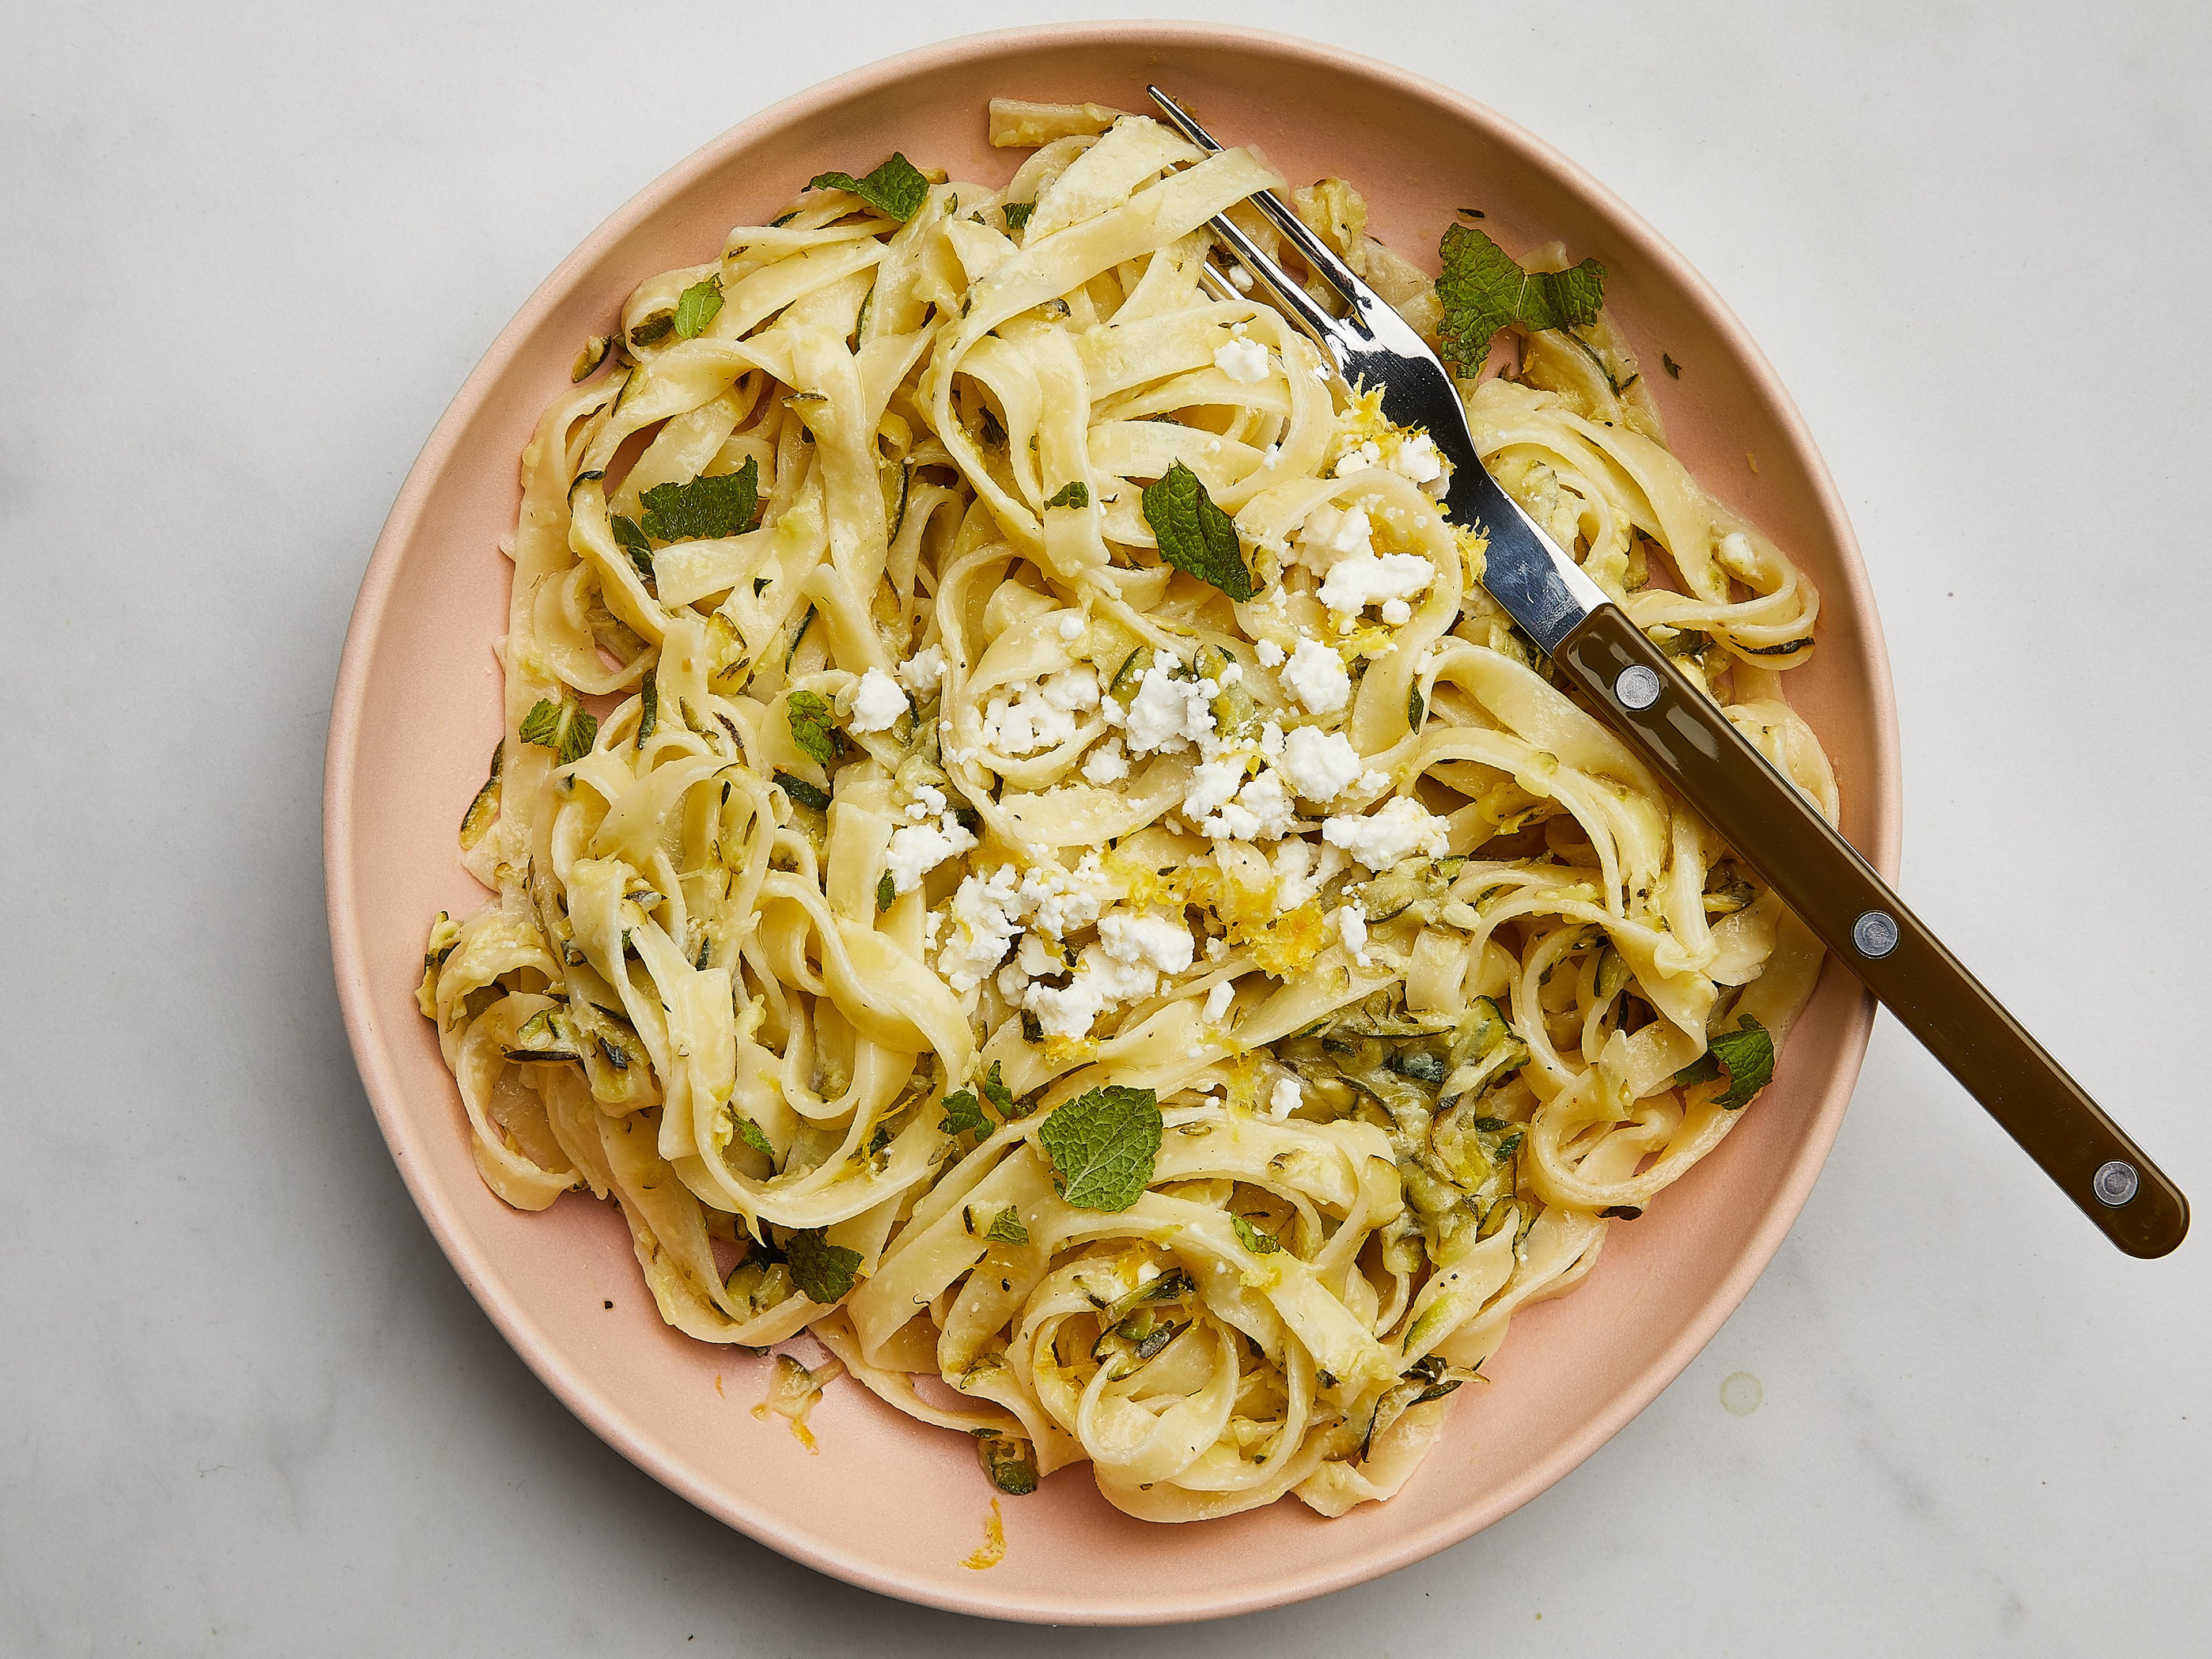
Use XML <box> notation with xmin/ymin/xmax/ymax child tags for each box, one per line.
<box><xmin>672</xmin><ymin>275</ymin><xmax>724</xmax><ymax>339</ymax></box>
<box><xmin>1042</xmin><ymin>480</ymin><xmax>1090</xmax><ymax>511</ymax></box>
<box><xmin>636</xmin><ymin>675</ymin><xmax>658</xmax><ymax>747</ymax></box>
<box><xmin>1003</xmin><ymin>200</ymin><xmax>1035</xmax><ymax>234</ymax></box>
<box><xmin>1141</xmin><ymin>461</ymin><xmax>1256</xmax><ymax>600</ymax></box>
<box><xmin>1408</xmin><ymin>683</ymin><xmax>1426</xmax><ymax>731</ymax></box>
<box><xmin>1231</xmin><ymin>1214</ymin><xmax>1282</xmax><ymax>1255</ymax></box>
<box><xmin>876</xmin><ymin>869</ymin><xmax>896</xmax><ymax>912</ymax></box>
<box><xmin>518</xmin><ymin>696</ymin><xmax>597</xmax><ymax>767</ymax></box>
<box><xmin>984</xmin><ymin>1206</ymin><xmax>1029</xmax><ymax>1245</ymax></box>
<box><xmin>611</xmin><ymin>514</ymin><xmax>655</xmax><ymax>587</ymax></box>
<box><xmin>1435</xmin><ymin>223</ymin><xmax>1608</xmax><ymax>380</ymax></box>
<box><xmin>628</xmin><ymin>312</ymin><xmax>675</xmax><ymax>348</ymax></box>
<box><xmin>785</xmin><ymin>690</ymin><xmax>838</xmax><ymax>767</ymax></box>
<box><xmin>939</xmin><ymin>1088</ymin><xmax>990</xmax><ymax>1139</ymax></box>
<box><xmin>772</xmin><ymin>769</ymin><xmax>832</xmax><ymax>811</ymax></box>
<box><xmin>979</xmin><ymin>1061</ymin><xmax>1016</xmax><ymax>1120</ymax></box>
<box><xmin>639</xmin><ymin>455</ymin><xmax>760</xmax><ymax>543</ymax></box>
<box><xmin>732</xmin><ymin>1115</ymin><xmax>774</xmax><ymax>1161</ymax></box>
<box><xmin>785</xmin><ymin>1227</ymin><xmax>863</xmax><ymax>1304</ymax></box>
<box><xmin>1673</xmin><ymin>1014</ymin><xmax>1774</xmax><ymax>1109</ymax></box>
<box><xmin>1037</xmin><ymin>1086</ymin><xmax>1161</xmax><ymax>1212</ymax></box>
<box><xmin>1662</xmin><ymin>353</ymin><xmax>1681</xmax><ymax>379</ymax></box>
<box><xmin>804</xmin><ymin>152</ymin><xmax>930</xmax><ymax>222</ymax></box>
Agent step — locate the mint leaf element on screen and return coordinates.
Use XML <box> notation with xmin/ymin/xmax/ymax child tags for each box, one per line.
<box><xmin>772</xmin><ymin>769</ymin><xmax>831</xmax><ymax>811</ymax></box>
<box><xmin>732</xmin><ymin>1114</ymin><xmax>773</xmax><ymax>1161</ymax></box>
<box><xmin>518</xmin><ymin>696</ymin><xmax>597</xmax><ymax>766</ymax></box>
<box><xmin>1038</xmin><ymin>1086</ymin><xmax>1161</xmax><ymax>1212</ymax></box>
<box><xmin>673</xmin><ymin>275</ymin><xmax>724</xmax><ymax>339</ymax></box>
<box><xmin>940</xmin><ymin>1088</ymin><xmax>990</xmax><ymax>1138</ymax></box>
<box><xmin>877</xmin><ymin>869</ymin><xmax>896</xmax><ymax>912</ymax></box>
<box><xmin>611</xmin><ymin>513</ymin><xmax>655</xmax><ymax>586</ymax></box>
<box><xmin>785</xmin><ymin>1227</ymin><xmax>863</xmax><ymax>1304</ymax></box>
<box><xmin>785</xmin><ymin>690</ymin><xmax>838</xmax><ymax>767</ymax></box>
<box><xmin>636</xmin><ymin>675</ymin><xmax>658</xmax><ymax>748</ymax></box>
<box><xmin>1231</xmin><ymin>1214</ymin><xmax>1282</xmax><ymax>1255</ymax></box>
<box><xmin>1141</xmin><ymin>461</ymin><xmax>1255</xmax><ymax>600</ymax></box>
<box><xmin>1674</xmin><ymin>1015</ymin><xmax>1774</xmax><ymax>1109</ymax></box>
<box><xmin>984</xmin><ymin>1206</ymin><xmax>1028</xmax><ymax>1245</ymax></box>
<box><xmin>1003</xmin><ymin>200</ymin><xmax>1035</xmax><ymax>234</ymax></box>
<box><xmin>639</xmin><ymin>456</ymin><xmax>760</xmax><ymax>543</ymax></box>
<box><xmin>805</xmin><ymin>153</ymin><xmax>930</xmax><ymax>222</ymax></box>
<box><xmin>1435</xmin><ymin>223</ymin><xmax>1607</xmax><ymax>380</ymax></box>
<box><xmin>1043</xmin><ymin>480</ymin><xmax>1089</xmax><ymax>510</ymax></box>
<box><xmin>979</xmin><ymin>1061</ymin><xmax>1016</xmax><ymax>1120</ymax></box>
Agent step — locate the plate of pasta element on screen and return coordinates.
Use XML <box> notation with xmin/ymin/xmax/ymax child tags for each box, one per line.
<box><xmin>325</xmin><ymin>21</ymin><xmax>1898</xmax><ymax>1623</ymax></box>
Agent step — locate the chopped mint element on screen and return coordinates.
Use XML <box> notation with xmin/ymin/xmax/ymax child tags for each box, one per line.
<box><xmin>984</xmin><ymin>1206</ymin><xmax>1029</xmax><ymax>1245</ymax></box>
<box><xmin>1408</xmin><ymin>683</ymin><xmax>1426</xmax><ymax>731</ymax></box>
<box><xmin>732</xmin><ymin>1114</ymin><xmax>774</xmax><ymax>1161</ymax></box>
<box><xmin>628</xmin><ymin>312</ymin><xmax>675</xmax><ymax>348</ymax></box>
<box><xmin>876</xmin><ymin>869</ymin><xmax>896</xmax><ymax>912</ymax></box>
<box><xmin>611</xmin><ymin>514</ymin><xmax>655</xmax><ymax>586</ymax></box>
<box><xmin>518</xmin><ymin>696</ymin><xmax>597</xmax><ymax>767</ymax></box>
<box><xmin>785</xmin><ymin>1227</ymin><xmax>863</xmax><ymax>1304</ymax></box>
<box><xmin>1231</xmin><ymin>1214</ymin><xmax>1282</xmax><ymax>1255</ymax></box>
<box><xmin>785</xmin><ymin>690</ymin><xmax>838</xmax><ymax>767</ymax></box>
<box><xmin>672</xmin><ymin>275</ymin><xmax>724</xmax><ymax>339</ymax></box>
<box><xmin>772</xmin><ymin>769</ymin><xmax>832</xmax><ymax>811</ymax></box>
<box><xmin>636</xmin><ymin>675</ymin><xmax>658</xmax><ymax>747</ymax></box>
<box><xmin>1435</xmin><ymin>223</ymin><xmax>1607</xmax><ymax>380</ymax></box>
<box><xmin>639</xmin><ymin>455</ymin><xmax>760</xmax><ymax>543</ymax></box>
<box><xmin>1003</xmin><ymin>200</ymin><xmax>1035</xmax><ymax>234</ymax></box>
<box><xmin>1038</xmin><ymin>1086</ymin><xmax>1161</xmax><ymax>1212</ymax></box>
<box><xmin>979</xmin><ymin>1060</ymin><xmax>1016</xmax><ymax>1119</ymax></box>
<box><xmin>939</xmin><ymin>1088</ymin><xmax>990</xmax><ymax>1139</ymax></box>
<box><xmin>1673</xmin><ymin>1014</ymin><xmax>1774</xmax><ymax>1109</ymax></box>
<box><xmin>1043</xmin><ymin>480</ymin><xmax>1089</xmax><ymax>510</ymax></box>
<box><xmin>1141</xmin><ymin>461</ymin><xmax>1256</xmax><ymax>601</ymax></box>
<box><xmin>804</xmin><ymin>152</ymin><xmax>930</xmax><ymax>222</ymax></box>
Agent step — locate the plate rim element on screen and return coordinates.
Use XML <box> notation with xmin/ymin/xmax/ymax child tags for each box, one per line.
<box><xmin>324</xmin><ymin>18</ymin><xmax>1900</xmax><ymax>1624</ymax></box>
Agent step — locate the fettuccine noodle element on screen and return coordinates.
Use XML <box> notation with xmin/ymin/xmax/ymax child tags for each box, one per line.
<box><xmin>418</xmin><ymin>100</ymin><xmax>1834</xmax><ymax>1522</ymax></box>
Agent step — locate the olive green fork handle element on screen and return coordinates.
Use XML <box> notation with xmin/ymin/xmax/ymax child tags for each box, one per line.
<box><xmin>1556</xmin><ymin>604</ymin><xmax>2188</xmax><ymax>1257</ymax></box>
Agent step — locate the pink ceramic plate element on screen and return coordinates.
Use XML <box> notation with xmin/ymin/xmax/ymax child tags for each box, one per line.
<box><xmin>324</xmin><ymin>21</ymin><xmax>1899</xmax><ymax>1624</ymax></box>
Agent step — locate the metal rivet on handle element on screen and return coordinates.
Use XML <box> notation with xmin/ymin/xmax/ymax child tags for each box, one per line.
<box><xmin>1852</xmin><ymin>910</ymin><xmax>1900</xmax><ymax>958</ymax></box>
<box><xmin>1615</xmin><ymin>665</ymin><xmax>1661</xmax><ymax>709</ymax></box>
<box><xmin>2092</xmin><ymin>1160</ymin><xmax>2139</xmax><ymax>1207</ymax></box>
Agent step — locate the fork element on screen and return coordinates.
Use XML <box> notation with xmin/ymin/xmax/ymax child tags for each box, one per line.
<box><xmin>1146</xmin><ymin>86</ymin><xmax>2187</xmax><ymax>1257</ymax></box>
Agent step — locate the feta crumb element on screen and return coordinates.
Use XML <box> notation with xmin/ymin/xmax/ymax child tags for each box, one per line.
<box><xmin>897</xmin><ymin>645</ymin><xmax>945</xmax><ymax>694</ymax></box>
<box><xmin>1321</xmin><ymin>797</ymin><xmax>1452</xmax><ymax>868</ymax></box>
<box><xmin>1206</xmin><ymin>935</ymin><xmax>1229</xmax><ymax>960</ymax></box>
<box><xmin>1228</xmin><ymin>264</ymin><xmax>1255</xmax><ymax>291</ymax></box>
<box><xmin>886</xmin><ymin>812</ymin><xmax>978</xmax><ymax>896</ymax></box>
<box><xmin>1057</xmin><ymin>612</ymin><xmax>1085</xmax><ymax>641</ymax></box>
<box><xmin>1203</xmin><ymin>980</ymin><xmax>1235</xmax><ymax>1023</ymax></box>
<box><xmin>1016</xmin><ymin>931</ymin><xmax>1062</xmax><ymax>977</ymax></box>
<box><xmin>1214</xmin><ymin>336</ymin><xmax>1270</xmax><ymax>384</ymax></box>
<box><xmin>849</xmin><ymin>666</ymin><xmax>909</xmax><ymax>733</ymax></box>
<box><xmin>1081</xmin><ymin>737</ymin><xmax>1129</xmax><ymax>785</ymax></box>
<box><xmin>1022</xmin><ymin>906</ymin><xmax>1194</xmax><ymax>1039</ymax></box>
<box><xmin>1334</xmin><ymin>440</ymin><xmax>1381</xmax><ymax>477</ymax></box>
<box><xmin>1098</xmin><ymin>910</ymin><xmax>1195</xmax><ymax>976</ymax></box>
<box><xmin>1184</xmin><ymin>758</ymin><xmax>1245</xmax><ymax>822</ymax></box>
<box><xmin>1390</xmin><ymin>432</ymin><xmax>1445</xmax><ymax>485</ymax></box>
<box><xmin>1294</xmin><ymin>502</ymin><xmax>1373</xmax><ymax>573</ymax></box>
<box><xmin>1255</xmin><ymin>638</ymin><xmax>1285</xmax><ymax>668</ymax></box>
<box><xmin>938</xmin><ymin>866</ymin><xmax>1022</xmax><ymax>991</ymax></box>
<box><xmin>1277</xmin><ymin>726</ymin><xmax>1369</xmax><ymax>802</ymax></box>
<box><xmin>1380</xmin><ymin>598</ymin><xmax>1412</xmax><ymax>626</ymax></box>
<box><xmin>1268</xmin><ymin>1077</ymin><xmax>1302</xmax><ymax>1120</ymax></box>
<box><xmin>1194</xmin><ymin>767</ymin><xmax>1295</xmax><ymax>843</ymax></box>
<box><xmin>1335</xmin><ymin>900</ymin><xmax>1371</xmax><ymax>966</ymax></box>
<box><xmin>981</xmin><ymin>665</ymin><xmax>1097</xmax><ymax>755</ymax></box>
<box><xmin>1123</xmin><ymin>663</ymin><xmax>1216</xmax><ymax>755</ymax></box>
<box><xmin>1279</xmin><ymin>638</ymin><xmax>1350</xmax><ymax>716</ymax></box>
<box><xmin>1317</xmin><ymin>552</ymin><xmax>1434</xmax><ymax>616</ymax></box>
<box><xmin>1271</xmin><ymin>838</ymin><xmax>1347</xmax><ymax>909</ymax></box>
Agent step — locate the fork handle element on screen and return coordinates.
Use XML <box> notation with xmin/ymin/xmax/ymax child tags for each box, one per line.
<box><xmin>1554</xmin><ymin>603</ymin><xmax>2188</xmax><ymax>1257</ymax></box>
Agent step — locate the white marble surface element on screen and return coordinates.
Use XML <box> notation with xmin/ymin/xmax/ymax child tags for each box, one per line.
<box><xmin>5</xmin><ymin>2</ymin><xmax>2206</xmax><ymax>1652</ymax></box>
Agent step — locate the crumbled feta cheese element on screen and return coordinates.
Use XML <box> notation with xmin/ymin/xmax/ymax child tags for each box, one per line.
<box><xmin>1255</xmin><ymin>638</ymin><xmax>1285</xmax><ymax>668</ymax></box>
<box><xmin>1334</xmin><ymin>440</ymin><xmax>1381</xmax><ymax>477</ymax></box>
<box><xmin>982</xmin><ymin>666</ymin><xmax>1096</xmax><ymax>756</ymax></box>
<box><xmin>1081</xmin><ymin>737</ymin><xmax>1129</xmax><ymax>785</ymax></box>
<box><xmin>849</xmin><ymin>666</ymin><xmax>908</xmax><ymax>733</ymax></box>
<box><xmin>1206</xmin><ymin>935</ymin><xmax>1229</xmax><ymax>960</ymax></box>
<box><xmin>1268</xmin><ymin>1077</ymin><xmax>1303</xmax><ymax>1120</ymax></box>
<box><xmin>1277</xmin><ymin>727</ymin><xmax>1380</xmax><ymax>802</ymax></box>
<box><xmin>886</xmin><ymin>812</ymin><xmax>978</xmax><ymax>897</ymax></box>
<box><xmin>1271</xmin><ymin>838</ymin><xmax>1347</xmax><ymax>909</ymax></box>
<box><xmin>1228</xmin><ymin>264</ymin><xmax>1254</xmax><ymax>291</ymax></box>
<box><xmin>1123</xmin><ymin>663</ymin><xmax>1216</xmax><ymax>755</ymax></box>
<box><xmin>1098</xmin><ymin>910</ymin><xmax>1195</xmax><ymax>976</ymax></box>
<box><xmin>1321</xmin><ymin>797</ymin><xmax>1452</xmax><ymax>868</ymax></box>
<box><xmin>1203</xmin><ymin>980</ymin><xmax>1234</xmax><ymax>1023</ymax></box>
<box><xmin>938</xmin><ymin>866</ymin><xmax>1022</xmax><ymax>991</ymax></box>
<box><xmin>1335</xmin><ymin>900</ymin><xmax>1371</xmax><ymax>966</ymax></box>
<box><xmin>1184</xmin><ymin>758</ymin><xmax>1245</xmax><ymax>822</ymax></box>
<box><xmin>1022</xmin><ymin>906</ymin><xmax>1194</xmax><ymax>1039</ymax></box>
<box><xmin>1294</xmin><ymin>502</ymin><xmax>1373</xmax><ymax>573</ymax></box>
<box><xmin>1279</xmin><ymin>638</ymin><xmax>1350</xmax><ymax>716</ymax></box>
<box><xmin>897</xmin><ymin>645</ymin><xmax>945</xmax><ymax>694</ymax></box>
<box><xmin>1391</xmin><ymin>432</ymin><xmax>1445</xmax><ymax>485</ymax></box>
<box><xmin>1017</xmin><ymin>931</ymin><xmax>1062</xmax><ymax>977</ymax></box>
<box><xmin>1214</xmin><ymin>336</ymin><xmax>1270</xmax><ymax>384</ymax></box>
<box><xmin>1194</xmin><ymin>767</ymin><xmax>1296</xmax><ymax>842</ymax></box>
<box><xmin>1380</xmin><ymin>598</ymin><xmax>1412</xmax><ymax>626</ymax></box>
<box><xmin>996</xmin><ymin>959</ymin><xmax>1030</xmax><ymax>1000</ymax></box>
<box><xmin>1317</xmin><ymin>551</ymin><xmax>1434</xmax><ymax>615</ymax></box>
